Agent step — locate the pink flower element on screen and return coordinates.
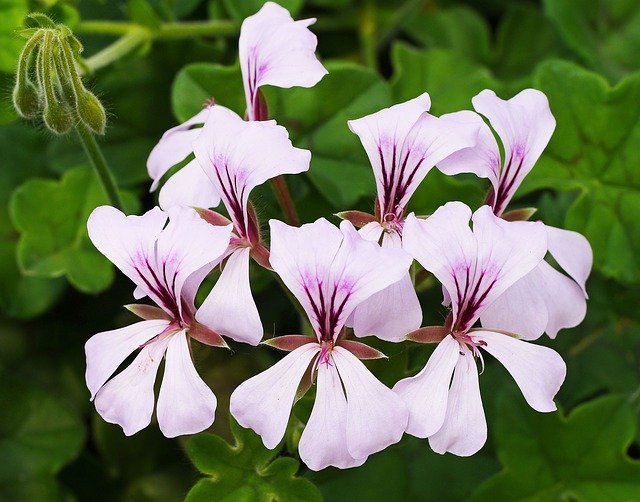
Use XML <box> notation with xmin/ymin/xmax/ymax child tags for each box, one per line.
<box><xmin>230</xmin><ymin>218</ymin><xmax>411</xmax><ymax>470</ymax></box>
<box><xmin>344</xmin><ymin>94</ymin><xmax>480</xmax><ymax>341</ymax></box>
<box><xmin>85</xmin><ymin>205</ymin><xmax>233</xmax><ymax>437</ymax></box>
<box><xmin>440</xmin><ymin>89</ymin><xmax>592</xmax><ymax>339</ymax></box>
<box><xmin>240</xmin><ymin>1</ymin><xmax>327</xmax><ymax>121</ymax></box>
<box><xmin>192</xmin><ymin>105</ymin><xmax>311</xmax><ymax>346</ymax></box>
<box><xmin>394</xmin><ymin>202</ymin><xmax>566</xmax><ymax>456</ymax></box>
<box><xmin>146</xmin><ymin>1</ymin><xmax>326</xmax><ymax>205</ymax></box>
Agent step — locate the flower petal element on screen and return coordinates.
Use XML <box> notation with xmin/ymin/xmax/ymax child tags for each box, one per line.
<box><xmin>147</xmin><ymin>108</ymin><xmax>209</xmax><ymax>190</ymax></box>
<box><xmin>158</xmin><ymin>159</ymin><xmax>220</xmax><ymax>210</ymax></box>
<box><xmin>85</xmin><ymin>319</ymin><xmax>171</xmax><ymax>399</ymax></box>
<box><xmin>239</xmin><ymin>2</ymin><xmax>327</xmax><ymax>120</ymax></box>
<box><xmin>155</xmin><ymin>206</ymin><xmax>233</xmax><ymax>316</ymax></box>
<box><xmin>473</xmin><ymin>330</ymin><xmax>566</xmax><ymax>412</ymax></box>
<box><xmin>94</xmin><ymin>336</ymin><xmax>170</xmax><ymax>436</ymax></box>
<box><xmin>472</xmin><ymin>89</ymin><xmax>556</xmax><ymax>215</ymax></box>
<box><xmin>230</xmin><ymin>343</ymin><xmax>320</xmax><ymax>449</ymax></box>
<box><xmin>87</xmin><ymin>206</ymin><xmax>168</xmax><ymax>293</ymax></box>
<box><xmin>196</xmin><ymin>247</ymin><xmax>263</xmax><ymax>345</ymax></box>
<box><xmin>156</xmin><ymin>331</ymin><xmax>217</xmax><ymax>437</ymax></box>
<box><xmin>545</xmin><ymin>225</ymin><xmax>592</xmax><ymax>295</ymax></box>
<box><xmin>437</xmin><ymin>111</ymin><xmax>501</xmax><ymax>190</ymax></box>
<box><xmin>298</xmin><ymin>362</ymin><xmax>366</xmax><ymax>470</ymax></box>
<box><xmin>393</xmin><ymin>334</ymin><xmax>459</xmax><ymax>438</ymax></box>
<box><xmin>429</xmin><ymin>344</ymin><xmax>486</xmax><ymax>456</ymax></box>
<box><xmin>269</xmin><ymin>218</ymin><xmax>412</xmax><ymax>341</ymax></box>
<box><xmin>480</xmin><ymin>260</ymin><xmax>586</xmax><ymax>340</ymax></box>
<box><xmin>332</xmin><ymin>346</ymin><xmax>408</xmax><ymax>460</ymax></box>
<box><xmin>193</xmin><ymin>106</ymin><xmax>310</xmax><ymax>237</ymax></box>
<box><xmin>348</xmin><ymin>96</ymin><xmax>478</xmax><ymax>216</ymax></box>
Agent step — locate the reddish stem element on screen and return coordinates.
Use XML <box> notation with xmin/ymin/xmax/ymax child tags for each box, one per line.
<box><xmin>270</xmin><ymin>176</ymin><xmax>300</xmax><ymax>226</ymax></box>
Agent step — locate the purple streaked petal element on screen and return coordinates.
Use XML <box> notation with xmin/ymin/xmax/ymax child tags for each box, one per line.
<box><xmin>473</xmin><ymin>330</ymin><xmax>566</xmax><ymax>412</ymax></box>
<box><xmin>193</xmin><ymin>106</ymin><xmax>310</xmax><ymax>237</ymax></box>
<box><xmin>332</xmin><ymin>346</ymin><xmax>408</xmax><ymax>460</ymax></box>
<box><xmin>393</xmin><ymin>334</ymin><xmax>459</xmax><ymax>438</ymax></box>
<box><xmin>298</xmin><ymin>362</ymin><xmax>366</xmax><ymax>470</ymax></box>
<box><xmin>428</xmin><ymin>343</ymin><xmax>486</xmax><ymax>456</ymax></box>
<box><xmin>472</xmin><ymin>89</ymin><xmax>556</xmax><ymax>215</ymax></box>
<box><xmin>230</xmin><ymin>343</ymin><xmax>320</xmax><ymax>449</ymax></box>
<box><xmin>156</xmin><ymin>331</ymin><xmax>217</xmax><ymax>437</ymax></box>
<box><xmin>158</xmin><ymin>159</ymin><xmax>220</xmax><ymax>210</ymax></box>
<box><xmin>269</xmin><ymin>218</ymin><xmax>412</xmax><ymax>341</ymax></box>
<box><xmin>239</xmin><ymin>2</ymin><xmax>327</xmax><ymax>120</ymax></box>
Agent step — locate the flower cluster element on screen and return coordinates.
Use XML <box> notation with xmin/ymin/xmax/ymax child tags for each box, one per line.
<box><xmin>85</xmin><ymin>2</ymin><xmax>592</xmax><ymax>470</ymax></box>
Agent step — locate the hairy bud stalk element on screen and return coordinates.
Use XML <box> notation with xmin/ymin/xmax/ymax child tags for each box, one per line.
<box><xmin>12</xmin><ymin>30</ymin><xmax>44</xmax><ymax>119</ymax></box>
<box><xmin>38</xmin><ymin>32</ymin><xmax>73</xmax><ymax>134</ymax></box>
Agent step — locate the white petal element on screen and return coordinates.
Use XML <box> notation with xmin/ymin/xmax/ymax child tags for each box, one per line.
<box><xmin>393</xmin><ymin>335</ymin><xmax>459</xmax><ymax>438</ymax></box>
<box><xmin>157</xmin><ymin>331</ymin><xmax>217</xmax><ymax>437</ymax></box>
<box><xmin>545</xmin><ymin>225</ymin><xmax>592</xmax><ymax>295</ymax></box>
<box><xmin>158</xmin><ymin>159</ymin><xmax>220</xmax><ymax>210</ymax></box>
<box><xmin>474</xmin><ymin>330</ymin><xmax>566</xmax><ymax>412</ymax></box>
<box><xmin>85</xmin><ymin>319</ymin><xmax>171</xmax><ymax>399</ymax></box>
<box><xmin>196</xmin><ymin>247</ymin><xmax>263</xmax><ymax>345</ymax></box>
<box><xmin>230</xmin><ymin>343</ymin><xmax>320</xmax><ymax>449</ymax></box>
<box><xmin>94</xmin><ymin>336</ymin><xmax>171</xmax><ymax>436</ymax></box>
<box><xmin>332</xmin><ymin>346</ymin><xmax>408</xmax><ymax>460</ymax></box>
<box><xmin>429</xmin><ymin>344</ymin><xmax>486</xmax><ymax>456</ymax></box>
<box><xmin>299</xmin><ymin>362</ymin><xmax>366</xmax><ymax>470</ymax></box>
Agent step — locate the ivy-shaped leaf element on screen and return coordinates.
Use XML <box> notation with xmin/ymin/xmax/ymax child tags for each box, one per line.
<box><xmin>521</xmin><ymin>60</ymin><xmax>640</xmax><ymax>284</ymax></box>
<box><xmin>472</xmin><ymin>393</ymin><xmax>640</xmax><ymax>500</ymax></box>
<box><xmin>185</xmin><ymin>418</ymin><xmax>322</xmax><ymax>502</ymax></box>
<box><xmin>544</xmin><ymin>0</ymin><xmax>640</xmax><ymax>81</ymax></box>
<box><xmin>172</xmin><ymin>63</ymin><xmax>246</xmax><ymax>122</ymax></box>
<box><xmin>10</xmin><ymin>165</ymin><xmax>139</xmax><ymax>293</ymax></box>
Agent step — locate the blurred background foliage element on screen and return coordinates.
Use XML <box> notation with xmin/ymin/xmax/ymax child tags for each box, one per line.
<box><xmin>1</xmin><ymin>0</ymin><xmax>639</xmax><ymax>500</ymax></box>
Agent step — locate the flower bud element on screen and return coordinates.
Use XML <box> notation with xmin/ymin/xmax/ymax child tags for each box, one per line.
<box><xmin>12</xmin><ymin>80</ymin><xmax>41</xmax><ymax>119</ymax></box>
<box><xmin>77</xmin><ymin>90</ymin><xmax>106</xmax><ymax>135</ymax></box>
<box><xmin>43</xmin><ymin>101</ymin><xmax>73</xmax><ymax>135</ymax></box>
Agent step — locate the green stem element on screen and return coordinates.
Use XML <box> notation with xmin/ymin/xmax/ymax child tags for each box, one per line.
<box><xmin>359</xmin><ymin>0</ymin><xmax>378</xmax><ymax>70</ymax></box>
<box><xmin>83</xmin><ymin>29</ymin><xmax>149</xmax><ymax>73</ymax></box>
<box><xmin>157</xmin><ymin>20</ymin><xmax>238</xmax><ymax>38</ymax></box>
<box><xmin>76</xmin><ymin>122</ymin><xmax>123</xmax><ymax>209</ymax></box>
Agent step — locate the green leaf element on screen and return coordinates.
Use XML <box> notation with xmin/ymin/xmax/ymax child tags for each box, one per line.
<box><xmin>521</xmin><ymin>60</ymin><xmax>640</xmax><ymax>283</ymax></box>
<box><xmin>390</xmin><ymin>43</ymin><xmax>502</xmax><ymax>115</ymax></box>
<box><xmin>221</xmin><ymin>0</ymin><xmax>304</xmax><ymax>20</ymax></box>
<box><xmin>185</xmin><ymin>418</ymin><xmax>322</xmax><ymax>502</ymax></box>
<box><xmin>0</xmin><ymin>0</ymin><xmax>27</xmax><ymax>73</ymax></box>
<box><xmin>266</xmin><ymin>61</ymin><xmax>392</xmax><ymax>208</ymax></box>
<box><xmin>0</xmin><ymin>375</ymin><xmax>85</xmax><ymax>499</ymax></box>
<box><xmin>544</xmin><ymin>0</ymin><xmax>640</xmax><ymax>81</ymax></box>
<box><xmin>0</xmin><ymin>122</ymin><xmax>65</xmax><ymax>318</ymax></box>
<box><xmin>472</xmin><ymin>393</ymin><xmax>640</xmax><ymax>500</ymax></box>
<box><xmin>403</xmin><ymin>5</ymin><xmax>492</xmax><ymax>66</ymax></box>
<box><xmin>171</xmin><ymin>62</ymin><xmax>246</xmax><ymax>122</ymax></box>
<box><xmin>10</xmin><ymin>165</ymin><xmax>139</xmax><ymax>293</ymax></box>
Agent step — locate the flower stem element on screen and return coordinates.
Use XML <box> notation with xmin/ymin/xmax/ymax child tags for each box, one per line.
<box><xmin>270</xmin><ymin>176</ymin><xmax>300</xmax><ymax>226</ymax></box>
<box><xmin>359</xmin><ymin>0</ymin><xmax>378</xmax><ymax>71</ymax></box>
<box><xmin>83</xmin><ymin>29</ymin><xmax>149</xmax><ymax>73</ymax></box>
<box><xmin>76</xmin><ymin>122</ymin><xmax>123</xmax><ymax>209</ymax></box>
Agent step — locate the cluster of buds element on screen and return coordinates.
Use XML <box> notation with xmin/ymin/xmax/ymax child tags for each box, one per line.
<box><xmin>12</xmin><ymin>13</ymin><xmax>106</xmax><ymax>135</ymax></box>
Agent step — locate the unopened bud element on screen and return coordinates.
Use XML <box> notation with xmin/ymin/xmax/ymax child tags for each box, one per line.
<box><xmin>43</xmin><ymin>101</ymin><xmax>73</xmax><ymax>134</ymax></box>
<box><xmin>77</xmin><ymin>90</ymin><xmax>106</xmax><ymax>135</ymax></box>
<box><xmin>13</xmin><ymin>80</ymin><xmax>40</xmax><ymax>119</ymax></box>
